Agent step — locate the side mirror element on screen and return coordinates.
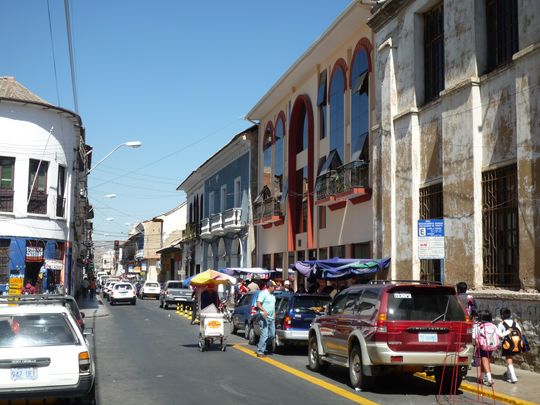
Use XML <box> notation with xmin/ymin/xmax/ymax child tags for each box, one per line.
<box><xmin>83</xmin><ymin>327</ymin><xmax>94</xmax><ymax>336</ymax></box>
<box><xmin>81</xmin><ymin>312</ymin><xmax>85</xmax><ymax>318</ymax></box>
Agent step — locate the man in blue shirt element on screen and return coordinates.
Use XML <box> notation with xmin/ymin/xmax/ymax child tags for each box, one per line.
<box><xmin>256</xmin><ymin>280</ymin><xmax>276</xmax><ymax>357</ymax></box>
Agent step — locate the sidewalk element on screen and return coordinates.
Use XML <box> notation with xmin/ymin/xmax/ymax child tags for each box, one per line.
<box><xmin>461</xmin><ymin>363</ymin><xmax>539</xmax><ymax>405</ymax></box>
<box><xmin>76</xmin><ymin>294</ymin><xmax>110</xmax><ymax>319</ymax></box>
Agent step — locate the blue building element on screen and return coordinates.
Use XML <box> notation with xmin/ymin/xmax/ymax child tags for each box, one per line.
<box><xmin>178</xmin><ymin>126</ymin><xmax>258</xmax><ymax>278</ymax></box>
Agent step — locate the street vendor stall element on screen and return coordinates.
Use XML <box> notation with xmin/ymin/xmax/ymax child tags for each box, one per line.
<box><xmin>189</xmin><ymin>269</ymin><xmax>236</xmax><ymax>351</ymax></box>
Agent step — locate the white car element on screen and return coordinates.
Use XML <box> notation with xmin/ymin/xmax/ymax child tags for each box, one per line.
<box><xmin>140</xmin><ymin>281</ymin><xmax>160</xmax><ymax>300</ymax></box>
<box><xmin>109</xmin><ymin>283</ymin><xmax>136</xmax><ymax>305</ymax></box>
<box><xmin>102</xmin><ymin>279</ymin><xmax>120</xmax><ymax>299</ymax></box>
<box><xmin>0</xmin><ymin>304</ymin><xmax>95</xmax><ymax>403</ymax></box>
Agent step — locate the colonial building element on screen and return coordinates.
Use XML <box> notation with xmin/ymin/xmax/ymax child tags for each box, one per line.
<box><xmin>246</xmin><ymin>3</ymin><xmax>375</xmax><ymax>281</ymax></box>
<box><xmin>367</xmin><ymin>0</ymin><xmax>540</xmax><ymax>290</ymax></box>
<box><xmin>0</xmin><ymin>77</ymin><xmax>90</xmax><ymax>294</ymax></box>
<box><xmin>155</xmin><ymin>202</ymin><xmax>187</xmax><ymax>282</ymax></box>
<box><xmin>178</xmin><ymin>126</ymin><xmax>258</xmax><ymax>277</ymax></box>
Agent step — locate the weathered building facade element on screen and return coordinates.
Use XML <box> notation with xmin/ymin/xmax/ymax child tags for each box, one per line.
<box><xmin>368</xmin><ymin>0</ymin><xmax>539</xmax><ymax>290</ymax></box>
<box><xmin>368</xmin><ymin>0</ymin><xmax>540</xmax><ymax>370</ymax></box>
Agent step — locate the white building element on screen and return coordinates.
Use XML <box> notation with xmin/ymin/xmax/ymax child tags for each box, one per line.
<box><xmin>0</xmin><ymin>77</ymin><xmax>89</xmax><ymax>294</ymax></box>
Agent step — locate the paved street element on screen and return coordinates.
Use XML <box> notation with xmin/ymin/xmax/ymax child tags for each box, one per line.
<box><xmin>88</xmin><ymin>298</ymin><xmax>493</xmax><ymax>405</ymax></box>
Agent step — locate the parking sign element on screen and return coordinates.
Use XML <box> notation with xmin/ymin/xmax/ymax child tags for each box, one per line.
<box><xmin>418</xmin><ymin>219</ymin><xmax>445</xmax><ymax>259</ymax></box>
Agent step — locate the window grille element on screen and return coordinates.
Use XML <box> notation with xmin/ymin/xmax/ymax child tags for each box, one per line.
<box><xmin>419</xmin><ymin>183</ymin><xmax>443</xmax><ymax>282</ymax></box>
<box><xmin>424</xmin><ymin>3</ymin><xmax>445</xmax><ymax>103</ymax></box>
<box><xmin>482</xmin><ymin>165</ymin><xmax>519</xmax><ymax>288</ymax></box>
<box><xmin>486</xmin><ymin>0</ymin><xmax>518</xmax><ymax>71</ymax></box>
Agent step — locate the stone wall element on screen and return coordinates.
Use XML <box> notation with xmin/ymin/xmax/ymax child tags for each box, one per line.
<box><xmin>474</xmin><ymin>291</ymin><xmax>540</xmax><ymax>372</ymax></box>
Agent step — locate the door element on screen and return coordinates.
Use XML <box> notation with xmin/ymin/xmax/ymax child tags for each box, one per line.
<box><xmin>319</xmin><ymin>292</ymin><xmax>347</xmax><ymax>356</ymax></box>
<box><xmin>335</xmin><ymin>291</ymin><xmax>362</xmax><ymax>358</ymax></box>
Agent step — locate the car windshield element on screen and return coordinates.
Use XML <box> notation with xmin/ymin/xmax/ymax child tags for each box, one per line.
<box><xmin>167</xmin><ymin>282</ymin><xmax>182</xmax><ymax>289</ymax></box>
<box><xmin>146</xmin><ymin>283</ymin><xmax>159</xmax><ymax>288</ymax></box>
<box><xmin>386</xmin><ymin>287</ymin><xmax>465</xmax><ymax>321</ymax></box>
<box><xmin>293</xmin><ymin>296</ymin><xmax>332</xmax><ymax>313</ymax></box>
<box><xmin>0</xmin><ymin>314</ymin><xmax>78</xmax><ymax>348</ymax></box>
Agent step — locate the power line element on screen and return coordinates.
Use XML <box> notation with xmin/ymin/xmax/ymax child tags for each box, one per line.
<box><xmin>46</xmin><ymin>0</ymin><xmax>61</xmax><ymax>106</ymax></box>
<box><xmin>64</xmin><ymin>0</ymin><xmax>79</xmax><ymax>114</ymax></box>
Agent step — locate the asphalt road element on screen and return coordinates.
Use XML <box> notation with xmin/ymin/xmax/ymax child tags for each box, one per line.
<box><xmin>89</xmin><ymin>298</ymin><xmax>489</xmax><ymax>405</ymax></box>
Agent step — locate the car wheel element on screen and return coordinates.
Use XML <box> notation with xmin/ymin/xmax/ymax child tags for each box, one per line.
<box><xmin>231</xmin><ymin>323</ymin><xmax>238</xmax><ymax>335</ymax></box>
<box><xmin>159</xmin><ymin>300</ymin><xmax>163</xmax><ymax>308</ymax></box>
<box><xmin>131</xmin><ymin>299</ymin><xmax>136</xmax><ymax>305</ymax></box>
<box><xmin>110</xmin><ymin>300</ymin><xmax>115</xmax><ymax>306</ymax></box>
<box><xmin>308</xmin><ymin>335</ymin><xmax>328</xmax><ymax>372</ymax></box>
<box><xmin>244</xmin><ymin>323</ymin><xmax>250</xmax><ymax>340</ymax></box>
<box><xmin>156</xmin><ymin>296</ymin><xmax>159</xmax><ymax>300</ymax></box>
<box><xmin>434</xmin><ymin>366</ymin><xmax>464</xmax><ymax>395</ymax></box>
<box><xmin>248</xmin><ymin>323</ymin><xmax>258</xmax><ymax>345</ymax></box>
<box><xmin>273</xmin><ymin>333</ymin><xmax>283</xmax><ymax>354</ymax></box>
<box><xmin>78</xmin><ymin>383</ymin><xmax>96</xmax><ymax>405</ymax></box>
<box><xmin>349</xmin><ymin>345</ymin><xmax>371</xmax><ymax>391</ymax></box>
<box><xmin>141</xmin><ymin>294</ymin><xmax>145</xmax><ymax>300</ymax></box>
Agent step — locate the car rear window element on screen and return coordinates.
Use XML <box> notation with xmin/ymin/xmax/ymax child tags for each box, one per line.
<box><xmin>0</xmin><ymin>314</ymin><xmax>78</xmax><ymax>348</ymax></box>
<box><xmin>293</xmin><ymin>296</ymin><xmax>332</xmax><ymax>313</ymax></box>
<box><xmin>115</xmin><ymin>284</ymin><xmax>132</xmax><ymax>290</ymax></box>
<box><xmin>146</xmin><ymin>283</ymin><xmax>159</xmax><ymax>288</ymax></box>
<box><xmin>386</xmin><ymin>287</ymin><xmax>465</xmax><ymax>321</ymax></box>
<box><xmin>167</xmin><ymin>282</ymin><xmax>182</xmax><ymax>289</ymax></box>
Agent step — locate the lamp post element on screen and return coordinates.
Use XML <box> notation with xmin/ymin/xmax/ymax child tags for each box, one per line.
<box><xmin>87</xmin><ymin>141</ymin><xmax>142</xmax><ymax>174</ymax></box>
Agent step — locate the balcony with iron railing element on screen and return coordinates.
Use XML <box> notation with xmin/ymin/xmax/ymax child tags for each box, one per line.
<box><xmin>27</xmin><ymin>192</ymin><xmax>48</xmax><ymax>215</ymax></box>
<box><xmin>253</xmin><ymin>197</ymin><xmax>284</xmax><ymax>226</ymax></box>
<box><xmin>315</xmin><ymin>160</ymin><xmax>370</xmax><ymax>207</ymax></box>
<box><xmin>0</xmin><ymin>189</ymin><xmax>14</xmax><ymax>212</ymax></box>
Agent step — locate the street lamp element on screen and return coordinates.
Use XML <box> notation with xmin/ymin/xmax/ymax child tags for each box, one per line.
<box><xmin>87</xmin><ymin>141</ymin><xmax>142</xmax><ymax>174</ymax></box>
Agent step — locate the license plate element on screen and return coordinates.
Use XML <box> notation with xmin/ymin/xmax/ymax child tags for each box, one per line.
<box><xmin>11</xmin><ymin>367</ymin><xmax>37</xmax><ymax>381</ymax></box>
<box><xmin>175</xmin><ymin>298</ymin><xmax>186</xmax><ymax>301</ymax></box>
<box><xmin>419</xmin><ymin>333</ymin><xmax>438</xmax><ymax>342</ymax></box>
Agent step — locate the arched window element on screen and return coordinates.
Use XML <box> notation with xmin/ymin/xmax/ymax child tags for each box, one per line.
<box><xmin>263</xmin><ymin>123</ymin><xmax>273</xmax><ymax>189</ymax></box>
<box><xmin>351</xmin><ymin>48</ymin><xmax>369</xmax><ymax>162</ymax></box>
<box><xmin>329</xmin><ymin>65</ymin><xmax>346</xmax><ymax>162</ymax></box>
<box><xmin>274</xmin><ymin>116</ymin><xmax>284</xmax><ymax>194</ymax></box>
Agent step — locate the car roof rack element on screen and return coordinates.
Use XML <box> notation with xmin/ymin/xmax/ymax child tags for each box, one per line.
<box><xmin>0</xmin><ymin>294</ymin><xmax>71</xmax><ymax>306</ymax></box>
<box><xmin>368</xmin><ymin>280</ymin><xmax>443</xmax><ymax>285</ymax></box>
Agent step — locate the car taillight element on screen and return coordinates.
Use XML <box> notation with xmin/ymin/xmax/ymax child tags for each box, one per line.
<box><xmin>284</xmin><ymin>316</ymin><xmax>292</xmax><ymax>330</ymax></box>
<box><xmin>374</xmin><ymin>312</ymin><xmax>388</xmax><ymax>342</ymax></box>
<box><xmin>79</xmin><ymin>351</ymin><xmax>91</xmax><ymax>374</ymax></box>
<box><xmin>250</xmin><ymin>306</ymin><xmax>257</xmax><ymax>316</ymax></box>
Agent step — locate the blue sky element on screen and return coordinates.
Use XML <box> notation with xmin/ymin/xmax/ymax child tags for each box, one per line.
<box><xmin>2</xmin><ymin>0</ymin><xmax>352</xmax><ymax>244</ymax></box>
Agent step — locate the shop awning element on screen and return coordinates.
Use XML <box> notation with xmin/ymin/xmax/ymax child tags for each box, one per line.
<box><xmin>291</xmin><ymin>257</ymin><xmax>390</xmax><ymax>280</ymax></box>
<box><xmin>219</xmin><ymin>267</ymin><xmax>275</xmax><ymax>276</ymax></box>
<box><xmin>156</xmin><ymin>238</ymin><xmax>183</xmax><ymax>254</ymax></box>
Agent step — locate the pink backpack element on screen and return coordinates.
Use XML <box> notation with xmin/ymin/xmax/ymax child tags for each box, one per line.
<box><xmin>476</xmin><ymin>322</ymin><xmax>500</xmax><ymax>352</ymax></box>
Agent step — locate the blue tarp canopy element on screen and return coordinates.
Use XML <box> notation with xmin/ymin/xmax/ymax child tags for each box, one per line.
<box><xmin>291</xmin><ymin>257</ymin><xmax>391</xmax><ymax>280</ymax></box>
<box><xmin>218</xmin><ymin>267</ymin><xmax>275</xmax><ymax>276</ymax></box>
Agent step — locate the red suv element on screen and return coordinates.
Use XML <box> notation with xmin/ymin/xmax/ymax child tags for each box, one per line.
<box><xmin>308</xmin><ymin>281</ymin><xmax>473</xmax><ymax>392</ymax></box>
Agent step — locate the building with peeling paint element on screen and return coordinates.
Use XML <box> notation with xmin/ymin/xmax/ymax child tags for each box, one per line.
<box><xmin>367</xmin><ymin>0</ymin><xmax>540</xmax><ymax>291</ymax></box>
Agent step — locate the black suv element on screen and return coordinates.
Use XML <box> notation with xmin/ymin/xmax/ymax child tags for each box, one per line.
<box><xmin>308</xmin><ymin>281</ymin><xmax>473</xmax><ymax>392</ymax></box>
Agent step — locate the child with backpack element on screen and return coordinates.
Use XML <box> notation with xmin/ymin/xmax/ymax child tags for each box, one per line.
<box><xmin>473</xmin><ymin>310</ymin><xmax>499</xmax><ymax>386</ymax></box>
<box><xmin>497</xmin><ymin>308</ymin><xmax>523</xmax><ymax>383</ymax></box>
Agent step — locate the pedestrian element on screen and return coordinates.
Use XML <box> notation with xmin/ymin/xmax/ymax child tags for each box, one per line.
<box><xmin>497</xmin><ymin>308</ymin><xmax>524</xmax><ymax>383</ymax></box>
<box><xmin>472</xmin><ymin>310</ymin><xmax>499</xmax><ymax>386</ymax></box>
<box><xmin>200</xmin><ymin>285</ymin><xmax>219</xmax><ymax>311</ymax></box>
<box><xmin>456</xmin><ymin>281</ymin><xmax>476</xmax><ymax>317</ymax></box>
<box><xmin>256</xmin><ymin>280</ymin><xmax>276</xmax><ymax>358</ymax></box>
<box><xmin>191</xmin><ymin>287</ymin><xmax>199</xmax><ymax>324</ymax></box>
<box><xmin>247</xmin><ymin>279</ymin><xmax>259</xmax><ymax>292</ymax></box>
<box><xmin>283</xmin><ymin>280</ymin><xmax>293</xmax><ymax>293</ymax></box>
<box><xmin>88</xmin><ymin>278</ymin><xmax>97</xmax><ymax>299</ymax></box>
<box><xmin>81</xmin><ymin>278</ymin><xmax>89</xmax><ymax>299</ymax></box>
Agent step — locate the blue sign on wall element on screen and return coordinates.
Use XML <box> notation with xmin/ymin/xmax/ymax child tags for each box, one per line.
<box><xmin>418</xmin><ymin>219</ymin><xmax>445</xmax><ymax>237</ymax></box>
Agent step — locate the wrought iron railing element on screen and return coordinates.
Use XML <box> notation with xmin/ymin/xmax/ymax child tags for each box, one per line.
<box><xmin>0</xmin><ymin>189</ymin><xmax>14</xmax><ymax>212</ymax></box>
<box><xmin>253</xmin><ymin>197</ymin><xmax>283</xmax><ymax>222</ymax></box>
<box><xmin>315</xmin><ymin>161</ymin><xmax>369</xmax><ymax>200</ymax></box>
<box><xmin>27</xmin><ymin>192</ymin><xmax>48</xmax><ymax>214</ymax></box>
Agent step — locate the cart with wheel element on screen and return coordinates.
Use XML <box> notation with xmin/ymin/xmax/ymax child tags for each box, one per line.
<box><xmin>198</xmin><ymin>305</ymin><xmax>227</xmax><ymax>351</ymax></box>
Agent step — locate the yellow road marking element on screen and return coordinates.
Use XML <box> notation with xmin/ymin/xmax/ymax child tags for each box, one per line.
<box><xmin>233</xmin><ymin>344</ymin><xmax>378</xmax><ymax>405</ymax></box>
<box><xmin>415</xmin><ymin>373</ymin><xmax>538</xmax><ymax>405</ymax></box>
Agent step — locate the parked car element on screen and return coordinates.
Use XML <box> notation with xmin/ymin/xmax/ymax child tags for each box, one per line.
<box><xmin>159</xmin><ymin>281</ymin><xmax>193</xmax><ymax>309</ymax></box>
<box><xmin>272</xmin><ymin>293</ymin><xmax>332</xmax><ymax>351</ymax></box>
<box><xmin>230</xmin><ymin>291</ymin><xmax>260</xmax><ymax>343</ymax></box>
<box><xmin>102</xmin><ymin>279</ymin><xmax>120</xmax><ymax>299</ymax></box>
<box><xmin>109</xmin><ymin>282</ymin><xmax>137</xmax><ymax>305</ymax></box>
<box><xmin>0</xmin><ymin>303</ymin><xmax>95</xmax><ymax>403</ymax></box>
<box><xmin>307</xmin><ymin>280</ymin><xmax>474</xmax><ymax>392</ymax></box>
<box><xmin>12</xmin><ymin>294</ymin><xmax>86</xmax><ymax>331</ymax></box>
<box><xmin>140</xmin><ymin>281</ymin><xmax>160</xmax><ymax>300</ymax></box>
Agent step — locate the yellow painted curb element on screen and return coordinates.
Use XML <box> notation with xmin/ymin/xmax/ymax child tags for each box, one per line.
<box><xmin>233</xmin><ymin>344</ymin><xmax>378</xmax><ymax>405</ymax></box>
<box><xmin>415</xmin><ymin>373</ymin><xmax>539</xmax><ymax>405</ymax></box>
